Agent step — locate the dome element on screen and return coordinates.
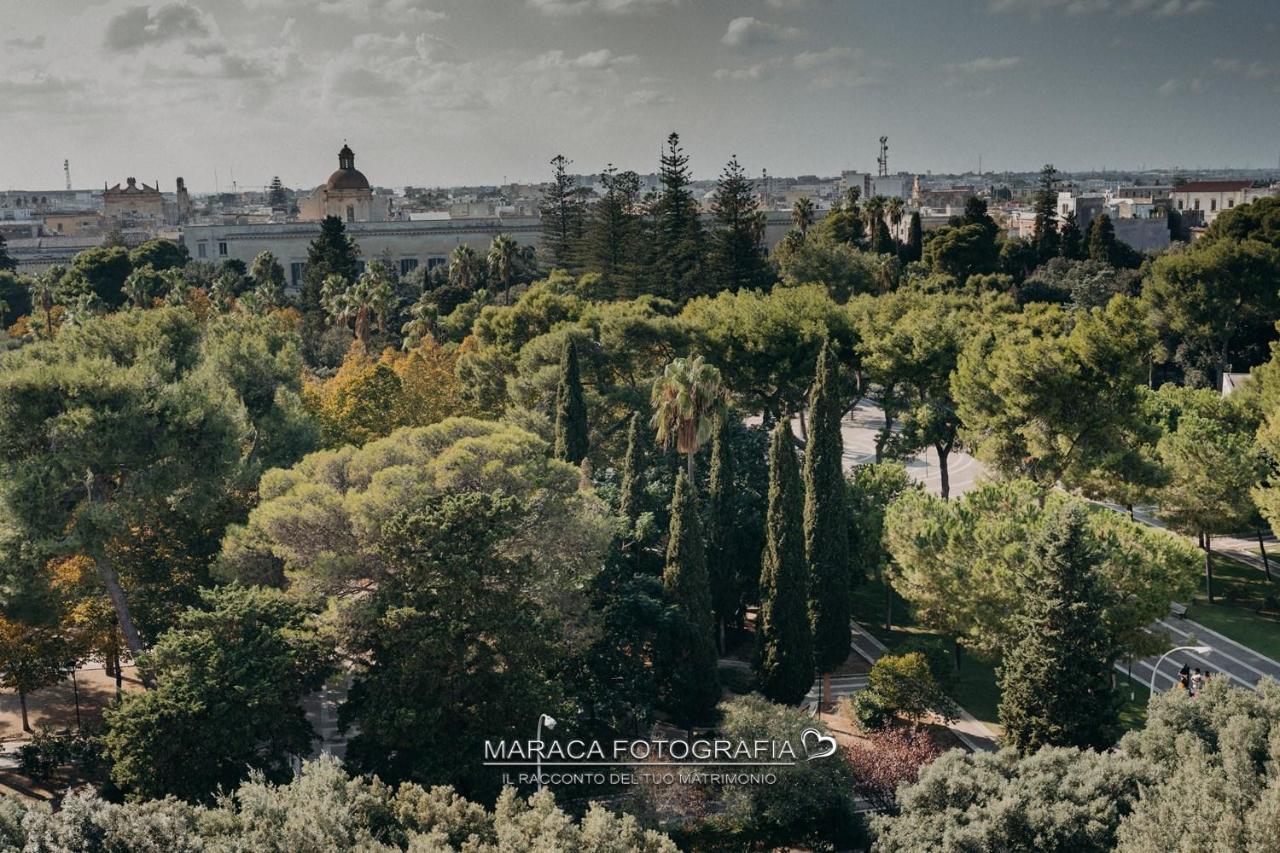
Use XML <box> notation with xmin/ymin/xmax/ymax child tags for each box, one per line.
<box><xmin>326</xmin><ymin>168</ymin><xmax>371</xmax><ymax>191</ymax></box>
<box><xmin>325</xmin><ymin>143</ymin><xmax>370</xmax><ymax>191</ymax></box>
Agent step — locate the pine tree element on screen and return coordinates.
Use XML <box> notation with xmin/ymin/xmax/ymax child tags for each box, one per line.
<box><xmin>268</xmin><ymin>176</ymin><xmax>287</xmax><ymax>209</ymax></box>
<box><xmin>873</xmin><ymin>219</ymin><xmax>895</xmax><ymax>255</ymax></box>
<box><xmin>1032</xmin><ymin>164</ymin><xmax>1060</xmax><ymax>261</ymax></box>
<box><xmin>705</xmin><ymin>410</ymin><xmax>738</xmax><ymax>650</ymax></box>
<box><xmin>302</xmin><ymin>216</ymin><xmax>359</xmax><ymax>328</ymax></box>
<box><xmin>805</xmin><ymin>340</ymin><xmax>852</xmax><ymax>707</ymax></box>
<box><xmin>652</xmin><ymin>133</ymin><xmax>706</xmax><ymax>302</ymax></box>
<box><xmin>554</xmin><ymin>338</ymin><xmax>589</xmax><ymax>465</ymax></box>
<box><xmin>1059</xmin><ymin>210</ymin><xmax>1084</xmax><ymax>260</ymax></box>
<box><xmin>661</xmin><ymin>471</ymin><xmax>720</xmax><ymax>727</ymax></box>
<box><xmin>905</xmin><ymin>212</ymin><xmax>923</xmax><ymax>263</ymax></box>
<box><xmin>755</xmin><ymin>419</ymin><xmax>814</xmax><ymax>705</ymax></box>
<box><xmin>1087</xmin><ymin>213</ymin><xmax>1117</xmax><ymax>266</ymax></box>
<box><xmin>619</xmin><ymin>412</ymin><xmax>645</xmax><ymax>528</ymax></box>
<box><xmin>0</xmin><ymin>232</ymin><xmax>18</xmax><ymax>272</ymax></box>
<box><xmin>997</xmin><ymin>502</ymin><xmax>1119</xmax><ymax>753</ymax></box>
<box><xmin>708</xmin><ymin>155</ymin><xmax>770</xmax><ymax>293</ymax></box>
<box><xmin>539</xmin><ymin>155</ymin><xmax>586</xmax><ymax>272</ymax></box>
<box><xmin>584</xmin><ymin>166</ymin><xmax>643</xmax><ymax>298</ymax></box>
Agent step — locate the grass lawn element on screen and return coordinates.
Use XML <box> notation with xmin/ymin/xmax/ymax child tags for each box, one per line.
<box><xmin>1187</xmin><ymin>553</ymin><xmax>1280</xmax><ymax>662</ymax></box>
<box><xmin>851</xmin><ymin>574</ymin><xmax>1151</xmax><ymax>733</ymax></box>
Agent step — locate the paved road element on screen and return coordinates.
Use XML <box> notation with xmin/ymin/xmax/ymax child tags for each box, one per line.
<box><xmin>839</xmin><ymin>400</ymin><xmax>986</xmax><ymax>498</ymax></box>
<box><xmin>1121</xmin><ymin>616</ymin><xmax>1280</xmax><ymax>696</ymax></box>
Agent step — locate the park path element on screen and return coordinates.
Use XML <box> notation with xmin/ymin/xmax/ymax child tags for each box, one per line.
<box><xmin>801</xmin><ymin>620</ymin><xmax>1000</xmax><ymax>753</ymax></box>
<box><xmin>1119</xmin><ymin>616</ymin><xmax>1280</xmax><ymax>696</ymax></box>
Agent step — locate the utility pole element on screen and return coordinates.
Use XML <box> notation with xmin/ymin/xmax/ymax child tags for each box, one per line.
<box><xmin>64</xmin><ymin>159</ymin><xmax>71</xmax><ymax>191</ymax></box>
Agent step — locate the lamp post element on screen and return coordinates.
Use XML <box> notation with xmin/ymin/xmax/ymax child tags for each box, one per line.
<box><xmin>1148</xmin><ymin>645</ymin><xmax>1212</xmax><ymax>698</ymax></box>
<box><xmin>535</xmin><ymin>713</ymin><xmax>557</xmax><ymax>792</ymax></box>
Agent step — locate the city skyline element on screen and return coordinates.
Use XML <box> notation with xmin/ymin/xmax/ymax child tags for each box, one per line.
<box><xmin>3</xmin><ymin>0</ymin><xmax>1280</xmax><ymax>193</ymax></box>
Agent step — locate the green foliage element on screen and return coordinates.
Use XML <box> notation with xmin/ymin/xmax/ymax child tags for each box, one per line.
<box><xmin>4</xmin><ymin>756</ymin><xmax>678</xmax><ymax>851</ymax></box>
<box><xmin>650</xmin><ymin>354</ymin><xmax>726</xmax><ymax>475</ymax></box>
<box><xmin>102</xmin><ymin>585</ymin><xmax>333</xmax><ymax>802</ymax></box>
<box><xmin>539</xmin><ymin>154</ymin><xmax>588</xmax><ymax>272</ymax></box>
<box><xmin>341</xmin><ymin>491</ymin><xmax>568</xmax><ymax>800</ymax></box>
<box><xmin>652</xmin><ymin>133</ymin><xmax>706</xmax><ymax>301</ymax></box>
<box><xmin>62</xmin><ymin>245</ymin><xmax>134</xmax><ymax>308</ymax></box>
<box><xmin>619</xmin><ymin>412</ymin><xmax>646</xmax><ymax>526</ymax></box>
<box><xmin>846</xmin><ymin>461</ymin><xmax>919</xmax><ymax>582</ymax></box>
<box><xmin>582</xmin><ymin>166</ymin><xmax>644</xmax><ymax>297</ymax></box>
<box><xmin>754</xmin><ymin>420</ymin><xmax>813</xmax><ymax>705</ymax></box>
<box><xmin>659</xmin><ymin>471</ymin><xmax>720</xmax><ymax>726</ymax></box>
<box><xmin>774</xmin><ymin>233</ymin><xmax>881</xmax><ymax>302</ymax></box>
<box><xmin>708</xmin><ymin>156</ymin><xmax>771</xmax><ymax>293</ymax></box>
<box><xmin>997</xmin><ymin>503</ymin><xmax>1120</xmax><ymax>752</ymax></box>
<box><xmin>705</xmin><ymin>409</ymin><xmax>739</xmax><ymax>641</ymax></box>
<box><xmin>553</xmin><ymin>338</ymin><xmax>589</xmax><ymax>464</ymax></box>
<box><xmin>128</xmin><ymin>239</ymin><xmax>189</xmax><ymax>272</ymax></box>
<box><xmin>805</xmin><ymin>341</ymin><xmax>852</xmax><ymax>674</ymax></box>
<box><xmin>922</xmin><ymin>222</ymin><xmax>998</xmax><ymax>280</ymax></box>
<box><xmin>855</xmin><ymin>651</ymin><xmax>955</xmax><ymax>729</ymax></box>
<box><xmin>885</xmin><ymin>481</ymin><xmax>1199</xmax><ymax>660</ymax></box>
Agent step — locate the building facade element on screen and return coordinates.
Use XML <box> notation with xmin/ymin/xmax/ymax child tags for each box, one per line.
<box><xmin>103</xmin><ymin>178</ymin><xmax>168</xmax><ymax>228</ymax></box>
<box><xmin>298</xmin><ymin>145</ymin><xmax>389</xmax><ymax>223</ymax></box>
<box><xmin>1170</xmin><ymin>181</ymin><xmax>1278</xmax><ymax>227</ymax></box>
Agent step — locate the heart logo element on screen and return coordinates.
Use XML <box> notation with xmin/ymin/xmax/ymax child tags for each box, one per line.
<box><xmin>800</xmin><ymin>728</ymin><xmax>838</xmax><ymax>761</ymax></box>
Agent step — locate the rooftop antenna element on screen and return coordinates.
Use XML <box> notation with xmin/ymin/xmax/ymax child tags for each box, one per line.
<box><xmin>877</xmin><ymin>135</ymin><xmax>889</xmax><ymax>178</ymax></box>
<box><xmin>64</xmin><ymin>159</ymin><xmax>71</xmax><ymax>191</ymax></box>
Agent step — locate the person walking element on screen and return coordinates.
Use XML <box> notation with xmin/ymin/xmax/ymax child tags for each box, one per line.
<box><xmin>1191</xmin><ymin>668</ymin><xmax>1204</xmax><ymax>695</ymax></box>
<box><xmin>1179</xmin><ymin>662</ymin><xmax>1191</xmax><ymax>692</ymax></box>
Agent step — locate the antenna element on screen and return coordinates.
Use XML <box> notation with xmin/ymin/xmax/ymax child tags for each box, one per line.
<box><xmin>64</xmin><ymin>159</ymin><xmax>71</xmax><ymax>191</ymax></box>
<box><xmin>877</xmin><ymin>136</ymin><xmax>889</xmax><ymax>178</ymax></box>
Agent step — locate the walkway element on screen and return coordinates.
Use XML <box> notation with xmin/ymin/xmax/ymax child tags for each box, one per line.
<box><xmin>1121</xmin><ymin>616</ymin><xmax>1280</xmax><ymax>695</ymax></box>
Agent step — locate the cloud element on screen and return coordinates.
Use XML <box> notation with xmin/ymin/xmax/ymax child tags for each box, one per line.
<box><xmin>316</xmin><ymin>0</ymin><xmax>448</xmax><ymax>22</ymax></box>
<box><xmin>988</xmin><ymin>0</ymin><xmax>1210</xmax><ymax>14</ymax></box>
<box><xmin>714</xmin><ymin>58</ymin><xmax>784</xmax><ymax>81</ymax></box>
<box><xmin>948</xmin><ymin>55</ymin><xmax>1023</xmax><ymax>73</ymax></box>
<box><xmin>625</xmin><ymin>88</ymin><xmax>673</xmax><ymax>106</ymax></box>
<box><xmin>721</xmin><ymin>16</ymin><xmax>802</xmax><ymax>48</ymax></box>
<box><xmin>104</xmin><ymin>2</ymin><xmax>215</xmax><ymax>52</ymax></box>
<box><xmin>4</xmin><ymin>34</ymin><xmax>47</xmax><ymax>50</ymax></box>
<box><xmin>527</xmin><ymin>0</ymin><xmax>677</xmax><ymax>16</ymax></box>
<box><xmin>523</xmin><ymin>48</ymin><xmax>637</xmax><ymax>71</ymax></box>
<box><xmin>793</xmin><ymin>46</ymin><xmax>855</xmax><ymax>69</ymax></box>
<box><xmin>1212</xmin><ymin>58</ymin><xmax>1279</xmax><ymax>79</ymax></box>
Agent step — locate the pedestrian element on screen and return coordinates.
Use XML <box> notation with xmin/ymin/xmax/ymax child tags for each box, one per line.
<box><xmin>1179</xmin><ymin>662</ymin><xmax>1191</xmax><ymax>691</ymax></box>
<box><xmin>1192</xmin><ymin>668</ymin><xmax>1204</xmax><ymax>695</ymax></box>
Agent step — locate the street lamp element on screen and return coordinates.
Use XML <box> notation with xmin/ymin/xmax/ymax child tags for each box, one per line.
<box><xmin>535</xmin><ymin>713</ymin><xmax>557</xmax><ymax>792</ymax></box>
<box><xmin>1148</xmin><ymin>645</ymin><xmax>1212</xmax><ymax>698</ymax></box>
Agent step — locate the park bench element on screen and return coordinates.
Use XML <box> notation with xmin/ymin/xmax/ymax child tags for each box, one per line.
<box><xmin>1170</xmin><ymin>602</ymin><xmax>1188</xmax><ymax>619</ymax></box>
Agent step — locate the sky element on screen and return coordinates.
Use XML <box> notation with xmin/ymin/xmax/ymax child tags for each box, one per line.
<box><xmin>2</xmin><ymin>0</ymin><xmax>1279</xmax><ymax>193</ymax></box>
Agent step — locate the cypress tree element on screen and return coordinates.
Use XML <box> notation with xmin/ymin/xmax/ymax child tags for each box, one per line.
<box><xmin>998</xmin><ymin>502</ymin><xmax>1119</xmax><ymax>753</ymax></box>
<box><xmin>755</xmin><ymin>419</ymin><xmax>814</xmax><ymax>705</ymax></box>
<box><xmin>1032</xmin><ymin>164</ymin><xmax>1061</xmax><ymax>261</ymax></box>
<box><xmin>805</xmin><ymin>340</ymin><xmax>852</xmax><ymax>706</ymax></box>
<box><xmin>661</xmin><ymin>471</ymin><xmax>720</xmax><ymax>726</ymax></box>
<box><xmin>554</xmin><ymin>338</ymin><xmax>589</xmax><ymax>465</ymax></box>
<box><xmin>905</xmin><ymin>212</ymin><xmax>923</xmax><ymax>263</ymax></box>
<box><xmin>1059</xmin><ymin>210</ymin><xmax>1084</xmax><ymax>260</ymax></box>
<box><xmin>705</xmin><ymin>410</ymin><xmax>737</xmax><ymax>650</ymax></box>
<box><xmin>619</xmin><ymin>412</ymin><xmax>645</xmax><ymax>527</ymax></box>
<box><xmin>1087</xmin><ymin>213</ymin><xmax>1117</xmax><ymax>266</ymax></box>
<box><xmin>302</xmin><ymin>216</ymin><xmax>359</xmax><ymax>318</ymax></box>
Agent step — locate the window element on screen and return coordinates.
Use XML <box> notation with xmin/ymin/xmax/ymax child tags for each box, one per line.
<box><xmin>1177</xmin><ymin>200</ymin><xmax>1184</xmax><ymax>210</ymax></box>
<box><xmin>290</xmin><ymin>262</ymin><xmax>305</xmax><ymax>288</ymax></box>
<box><xmin>1193</xmin><ymin>199</ymin><xmax>1200</xmax><ymax>211</ymax></box>
<box><xmin>218</xmin><ymin>241</ymin><xmax>228</xmax><ymax>256</ymax></box>
<box><xmin>1210</xmin><ymin>199</ymin><xmax>1217</xmax><ymax>212</ymax></box>
<box><xmin>427</xmin><ymin>256</ymin><xmax>447</xmax><ymax>271</ymax></box>
<box><xmin>346</xmin><ymin>204</ymin><xmax>355</xmax><ymax>222</ymax></box>
<box><xmin>400</xmin><ymin>258</ymin><xmax>419</xmax><ymax>276</ymax></box>
<box><xmin>1228</xmin><ymin>199</ymin><xmax>1235</xmax><ymax>208</ymax></box>
<box><xmin>197</xmin><ymin>241</ymin><xmax>207</xmax><ymax>258</ymax></box>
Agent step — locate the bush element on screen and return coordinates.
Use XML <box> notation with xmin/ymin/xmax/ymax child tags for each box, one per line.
<box><xmin>847</xmin><ymin>724</ymin><xmax>942</xmax><ymax>813</ymax></box>
<box><xmin>848</xmin><ymin>691</ymin><xmax>891</xmax><ymax>732</ymax></box>
<box><xmin>17</xmin><ymin>727</ymin><xmax>103</xmax><ymax>782</ymax></box>
<box><xmin>718</xmin><ymin>665</ymin><xmax>754</xmax><ymax>694</ymax></box>
<box><xmin>862</xmin><ymin>652</ymin><xmax>957</xmax><ymax>725</ymax></box>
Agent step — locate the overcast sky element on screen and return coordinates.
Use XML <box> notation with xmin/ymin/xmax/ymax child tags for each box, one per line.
<box><xmin>2</xmin><ymin>0</ymin><xmax>1279</xmax><ymax>193</ymax></box>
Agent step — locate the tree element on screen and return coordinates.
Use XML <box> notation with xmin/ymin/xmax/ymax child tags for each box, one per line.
<box><xmin>997</xmin><ymin>503</ymin><xmax>1120</xmax><ymax>752</ymax></box>
<box><xmin>652</xmin><ymin>133</ymin><xmax>706</xmax><ymax>302</ymax></box>
<box><xmin>340</xmin><ymin>492</ymin><xmax>569</xmax><ymax>800</ymax></box>
<box><xmin>650</xmin><ymin>355</ymin><xmax>726</xmax><ymax>480</ymax></box>
<box><xmin>705</xmin><ymin>410</ymin><xmax>740</xmax><ymax>650</ymax></box>
<box><xmin>0</xmin><ymin>232</ymin><xmax>16</xmax><ymax>272</ymax></box>
<box><xmin>1086</xmin><ymin>212</ymin><xmax>1118</xmax><ymax>265</ymax></box>
<box><xmin>709</xmin><ymin>155</ymin><xmax>770</xmax><ymax>293</ymax></box>
<box><xmin>660</xmin><ymin>471</ymin><xmax>720</xmax><ymax>727</ymax></box>
<box><xmin>583</xmin><ymin>166</ymin><xmax>643</xmax><ymax>297</ymax></box>
<box><xmin>805</xmin><ymin>340</ymin><xmax>852</xmax><ymax>707</ymax></box>
<box><xmin>1157</xmin><ymin>411</ymin><xmax>1264</xmax><ymax>603</ymax></box>
<box><xmin>846</xmin><ymin>724</ymin><xmax>941</xmax><ymax>814</ymax></box>
<box><xmin>774</xmin><ymin>234</ymin><xmax>881</xmax><ymax>302</ymax></box>
<box><xmin>792</xmin><ymin>196</ymin><xmax>816</xmax><ymax>236</ymax></box>
<box><xmin>619</xmin><ymin>412</ymin><xmax>646</xmax><ymax>528</ymax></box>
<box><xmin>922</xmin><ymin>223</ymin><xmax>998</xmax><ymax>281</ymax></box>
<box><xmin>539</xmin><ymin>154</ymin><xmax>586</xmax><ymax>271</ymax></box>
<box><xmin>448</xmin><ymin>244</ymin><xmax>482</xmax><ymax>291</ymax></box>
<box><xmin>904</xmin><ymin>211</ymin><xmax>923</xmax><ymax>263</ymax></box>
<box><xmin>853</xmin><ymin>651</ymin><xmax>955</xmax><ymax>729</ymax></box>
<box><xmin>323</xmin><ymin>260</ymin><xmax>396</xmax><ymax>351</ymax></box>
<box><xmin>0</xmin><ymin>617</ymin><xmax>68</xmax><ymax>733</ymax></box>
<box><xmin>102</xmin><ymin>586</ymin><xmax>333</xmax><ymax>802</ymax></box>
<box><xmin>128</xmin><ymin>239</ymin><xmax>189</xmax><ymax>272</ymax></box>
<box><xmin>1059</xmin><ymin>210</ymin><xmax>1084</xmax><ymax>260</ymax></box>
<box><xmin>301</xmin><ymin>216</ymin><xmax>359</xmax><ymax>326</ymax></box>
<box><xmin>121</xmin><ymin>264</ymin><xmax>167</xmax><ymax>309</ymax></box>
<box><xmin>268</xmin><ymin>175</ymin><xmax>287</xmax><ymax>208</ymax></box>
<box><xmin>554</xmin><ymin>338</ymin><xmax>589</xmax><ymax>464</ymax></box>
<box><xmin>1032</xmin><ymin>164</ymin><xmax>1060</xmax><ymax>261</ymax></box>
<box><xmin>754</xmin><ymin>420</ymin><xmax>813</xmax><ymax>705</ymax></box>
<box><xmin>63</xmin><ymin>245</ymin><xmax>133</xmax><ymax>308</ymax></box>
<box><xmin>249</xmin><ymin>250</ymin><xmax>287</xmax><ymax>308</ymax></box>
<box><xmin>486</xmin><ymin>233</ymin><xmax>519</xmax><ymax>304</ymax></box>
<box><xmin>0</xmin><ymin>309</ymin><xmax>250</xmax><ymax>658</ymax></box>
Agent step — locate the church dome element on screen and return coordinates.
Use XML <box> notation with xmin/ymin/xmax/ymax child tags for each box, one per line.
<box><xmin>325</xmin><ymin>144</ymin><xmax>371</xmax><ymax>191</ymax></box>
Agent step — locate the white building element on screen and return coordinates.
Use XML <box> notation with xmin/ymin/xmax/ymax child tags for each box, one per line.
<box><xmin>1169</xmin><ymin>181</ymin><xmax>1278</xmax><ymax>227</ymax></box>
<box><xmin>298</xmin><ymin>144</ymin><xmax>390</xmax><ymax>223</ymax></box>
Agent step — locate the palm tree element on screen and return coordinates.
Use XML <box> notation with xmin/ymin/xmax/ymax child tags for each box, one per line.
<box><xmin>651</xmin><ymin>355</ymin><xmax>727</xmax><ymax>481</ymax></box>
<box><xmin>792</xmin><ymin>197</ymin><xmax>816</xmax><ymax>236</ymax></box>
<box><xmin>864</xmin><ymin>195</ymin><xmax>887</xmax><ymax>231</ymax></box>
<box><xmin>328</xmin><ymin>262</ymin><xmax>396</xmax><ymax>350</ymax></box>
<box><xmin>29</xmin><ymin>270</ymin><xmax>58</xmax><ymax>339</ymax></box>
<box><xmin>400</xmin><ymin>296</ymin><xmax>437</xmax><ymax>350</ymax></box>
<box><xmin>487</xmin><ymin>234</ymin><xmax>518</xmax><ymax>305</ymax></box>
<box><xmin>449</xmin><ymin>245</ymin><xmax>481</xmax><ymax>291</ymax></box>
<box><xmin>843</xmin><ymin>186</ymin><xmax>861</xmax><ymax>212</ymax></box>
<box><xmin>886</xmin><ymin>196</ymin><xmax>904</xmax><ymax>237</ymax></box>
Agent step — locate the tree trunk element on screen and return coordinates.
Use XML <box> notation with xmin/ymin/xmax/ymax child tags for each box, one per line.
<box><xmin>884</xmin><ymin>579</ymin><xmax>892</xmax><ymax>632</ymax></box>
<box><xmin>953</xmin><ymin>637</ymin><xmax>962</xmax><ymax>673</ymax></box>
<box><xmin>937</xmin><ymin>445</ymin><xmax>951</xmax><ymax>501</ymax></box>
<box><xmin>1259</xmin><ymin>527</ymin><xmax>1273</xmax><ymax>583</ymax></box>
<box><xmin>1203</xmin><ymin>534</ymin><xmax>1214</xmax><ymax>604</ymax></box>
<box><xmin>822</xmin><ymin>672</ymin><xmax>832</xmax><ymax>711</ymax></box>
<box><xmin>797</xmin><ymin>407</ymin><xmax>808</xmax><ymax>443</ymax></box>
<box><xmin>93</xmin><ymin>552</ymin><xmax>146</xmax><ymax>667</ymax></box>
<box><xmin>18</xmin><ymin>689</ymin><xmax>30</xmax><ymax>733</ymax></box>
<box><xmin>686</xmin><ymin>452</ymin><xmax>695</xmax><ymax>483</ymax></box>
